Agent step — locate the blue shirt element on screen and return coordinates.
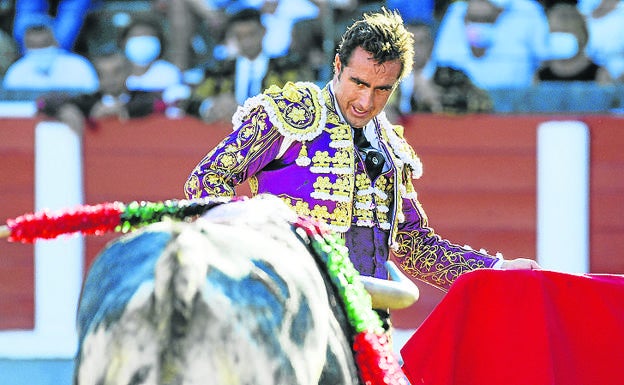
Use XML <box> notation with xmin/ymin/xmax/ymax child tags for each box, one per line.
<box><xmin>3</xmin><ymin>47</ymin><xmax>99</xmax><ymax>92</ymax></box>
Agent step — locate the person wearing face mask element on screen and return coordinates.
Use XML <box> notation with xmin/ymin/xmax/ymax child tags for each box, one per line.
<box><xmin>425</xmin><ymin>0</ymin><xmax>573</xmax><ymax>90</ymax></box>
<box><xmin>385</xmin><ymin>21</ymin><xmax>493</xmax><ymax>119</ymax></box>
<box><xmin>36</xmin><ymin>47</ymin><xmax>172</xmax><ymax>134</ymax></box>
<box><xmin>119</xmin><ymin>14</ymin><xmax>184</xmax><ymax>94</ymax></box>
<box><xmin>581</xmin><ymin>0</ymin><xmax>624</xmax><ymax>82</ymax></box>
<box><xmin>535</xmin><ymin>3</ymin><xmax>606</xmax><ymax>82</ymax></box>
<box><xmin>2</xmin><ymin>13</ymin><xmax>99</xmax><ymax>92</ymax></box>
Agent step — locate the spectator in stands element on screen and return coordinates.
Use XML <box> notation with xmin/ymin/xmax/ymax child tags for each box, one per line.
<box><xmin>386</xmin><ymin>21</ymin><xmax>492</xmax><ymax>120</ymax></box>
<box><xmin>12</xmin><ymin>0</ymin><xmax>94</xmax><ymax>54</ymax></box>
<box><xmin>187</xmin><ymin>7</ymin><xmax>314</xmax><ymax>123</ymax></box>
<box><xmin>535</xmin><ymin>3</ymin><xmax>606</xmax><ymax>82</ymax></box>
<box><xmin>391</xmin><ymin>22</ymin><xmax>439</xmax><ymax>117</ymax></box>
<box><xmin>0</xmin><ymin>27</ymin><xmax>18</xmax><ymax>76</ymax></box>
<box><xmin>156</xmin><ymin>0</ymin><xmax>228</xmax><ymax>70</ymax></box>
<box><xmin>582</xmin><ymin>0</ymin><xmax>624</xmax><ymax>82</ymax></box>
<box><xmin>256</xmin><ymin>0</ymin><xmax>319</xmax><ymax>58</ymax></box>
<box><xmin>36</xmin><ymin>47</ymin><xmax>168</xmax><ymax>134</ymax></box>
<box><xmin>2</xmin><ymin>13</ymin><xmax>99</xmax><ymax>92</ymax></box>
<box><xmin>120</xmin><ymin>13</ymin><xmax>184</xmax><ymax>93</ymax></box>
<box><xmin>162</xmin><ymin>0</ymin><xmax>319</xmax><ymax>71</ymax></box>
<box><xmin>330</xmin><ymin>1</ymin><xmax>385</xmax><ymax>43</ymax></box>
<box><xmin>427</xmin><ymin>0</ymin><xmax>575</xmax><ymax>90</ymax></box>
<box><xmin>289</xmin><ymin>15</ymin><xmax>328</xmax><ymax>84</ymax></box>
<box><xmin>204</xmin><ymin>0</ymin><xmax>321</xmax><ymax>60</ymax></box>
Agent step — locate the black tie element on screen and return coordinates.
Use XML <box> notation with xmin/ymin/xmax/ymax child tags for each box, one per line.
<box><xmin>353</xmin><ymin>129</ymin><xmax>385</xmax><ymax>180</ymax></box>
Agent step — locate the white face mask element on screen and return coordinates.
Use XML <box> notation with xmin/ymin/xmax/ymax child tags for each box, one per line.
<box><xmin>124</xmin><ymin>35</ymin><xmax>161</xmax><ymax>66</ymax></box>
<box><xmin>27</xmin><ymin>46</ymin><xmax>60</xmax><ymax>74</ymax></box>
<box><xmin>465</xmin><ymin>22</ymin><xmax>496</xmax><ymax>49</ymax></box>
<box><xmin>545</xmin><ymin>32</ymin><xmax>579</xmax><ymax>60</ymax></box>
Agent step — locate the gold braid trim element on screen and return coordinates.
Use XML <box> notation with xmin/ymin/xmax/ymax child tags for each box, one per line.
<box><xmin>232</xmin><ymin>81</ymin><xmax>326</xmax><ymax>142</ymax></box>
<box><xmin>377</xmin><ymin>112</ymin><xmax>423</xmax><ymax>179</ymax></box>
<box><xmin>186</xmin><ymin>106</ymin><xmax>281</xmax><ymax>199</ymax></box>
<box><xmin>394</xmin><ymin>230</ymin><xmax>491</xmax><ymax>291</ymax></box>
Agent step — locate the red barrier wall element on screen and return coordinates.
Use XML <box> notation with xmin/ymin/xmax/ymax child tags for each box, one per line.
<box><xmin>1</xmin><ymin>114</ymin><xmax>623</xmax><ymax>330</ymax></box>
<box><xmin>0</xmin><ymin>121</ymin><xmax>35</xmax><ymax>330</ymax></box>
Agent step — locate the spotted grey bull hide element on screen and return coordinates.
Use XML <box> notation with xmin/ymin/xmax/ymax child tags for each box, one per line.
<box><xmin>75</xmin><ymin>195</ymin><xmax>359</xmax><ymax>385</ymax></box>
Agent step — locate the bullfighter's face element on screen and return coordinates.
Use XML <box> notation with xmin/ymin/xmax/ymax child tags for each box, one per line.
<box><xmin>332</xmin><ymin>46</ymin><xmax>401</xmax><ymax>129</ymax></box>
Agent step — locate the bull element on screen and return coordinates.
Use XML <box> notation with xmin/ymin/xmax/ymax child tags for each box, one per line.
<box><xmin>71</xmin><ymin>195</ymin><xmax>418</xmax><ymax>385</ymax></box>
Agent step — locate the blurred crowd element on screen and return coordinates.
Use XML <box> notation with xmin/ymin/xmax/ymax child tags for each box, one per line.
<box><xmin>0</xmin><ymin>0</ymin><xmax>622</xmax><ymax>131</ymax></box>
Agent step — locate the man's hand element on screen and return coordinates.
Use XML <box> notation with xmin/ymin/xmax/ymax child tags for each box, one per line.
<box><xmin>501</xmin><ymin>258</ymin><xmax>541</xmax><ymax>270</ymax></box>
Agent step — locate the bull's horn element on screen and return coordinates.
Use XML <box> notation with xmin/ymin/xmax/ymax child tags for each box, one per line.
<box><xmin>359</xmin><ymin>261</ymin><xmax>420</xmax><ymax>310</ymax></box>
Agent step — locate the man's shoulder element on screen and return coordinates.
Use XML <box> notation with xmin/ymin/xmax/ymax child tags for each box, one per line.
<box><xmin>234</xmin><ymin>82</ymin><xmax>327</xmax><ymax>141</ymax></box>
<box><xmin>263</xmin><ymin>81</ymin><xmax>322</xmax><ymax>102</ymax></box>
<box><xmin>2</xmin><ymin>60</ymin><xmax>38</xmax><ymax>88</ymax></box>
<box><xmin>56</xmin><ymin>52</ymin><xmax>97</xmax><ymax>73</ymax></box>
<box><xmin>149</xmin><ymin>59</ymin><xmax>183</xmax><ymax>76</ymax></box>
<box><xmin>3</xmin><ymin>57</ymin><xmax>28</xmax><ymax>75</ymax></box>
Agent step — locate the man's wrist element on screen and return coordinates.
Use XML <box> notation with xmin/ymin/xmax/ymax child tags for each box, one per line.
<box><xmin>493</xmin><ymin>252</ymin><xmax>505</xmax><ymax>269</ymax></box>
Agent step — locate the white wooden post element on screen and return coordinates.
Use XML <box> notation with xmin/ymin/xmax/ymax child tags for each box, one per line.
<box><xmin>537</xmin><ymin>120</ymin><xmax>590</xmax><ymax>273</ymax></box>
<box><xmin>0</xmin><ymin>121</ymin><xmax>83</xmax><ymax>357</ymax></box>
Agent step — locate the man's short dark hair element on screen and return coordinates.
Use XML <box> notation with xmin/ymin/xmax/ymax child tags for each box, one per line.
<box><xmin>337</xmin><ymin>8</ymin><xmax>414</xmax><ymax>81</ymax></box>
<box><xmin>227</xmin><ymin>7</ymin><xmax>262</xmax><ymax>28</ymax></box>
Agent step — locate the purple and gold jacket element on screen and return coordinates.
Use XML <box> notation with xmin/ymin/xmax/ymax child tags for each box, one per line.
<box><xmin>184</xmin><ymin>81</ymin><xmax>500</xmax><ymax>290</ymax></box>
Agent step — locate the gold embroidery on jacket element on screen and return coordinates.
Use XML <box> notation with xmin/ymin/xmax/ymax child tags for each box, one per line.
<box><xmin>395</xmin><ymin>231</ymin><xmax>491</xmax><ymax>291</ymax></box>
<box><xmin>278</xmin><ymin>194</ymin><xmax>351</xmax><ymax>231</ymax></box>
<box><xmin>190</xmin><ymin>105</ymin><xmax>280</xmax><ymax>198</ymax></box>
<box><xmin>353</xmin><ymin>170</ymin><xmax>394</xmax><ymax>230</ymax></box>
<box><xmin>264</xmin><ymin>82</ymin><xmax>324</xmax><ymax>139</ymax></box>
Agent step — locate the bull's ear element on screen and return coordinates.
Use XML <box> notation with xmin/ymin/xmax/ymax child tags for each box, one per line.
<box><xmin>359</xmin><ymin>261</ymin><xmax>420</xmax><ymax>310</ymax></box>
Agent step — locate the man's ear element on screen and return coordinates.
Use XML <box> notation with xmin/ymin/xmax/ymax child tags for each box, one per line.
<box><xmin>333</xmin><ymin>53</ymin><xmax>342</xmax><ymax>76</ymax></box>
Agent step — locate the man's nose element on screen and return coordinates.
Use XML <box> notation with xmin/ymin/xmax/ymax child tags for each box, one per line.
<box><xmin>358</xmin><ymin>89</ymin><xmax>374</xmax><ymax>110</ymax></box>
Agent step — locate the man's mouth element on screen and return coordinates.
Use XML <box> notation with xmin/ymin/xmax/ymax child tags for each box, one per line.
<box><xmin>352</xmin><ymin>106</ymin><xmax>369</xmax><ymax>117</ymax></box>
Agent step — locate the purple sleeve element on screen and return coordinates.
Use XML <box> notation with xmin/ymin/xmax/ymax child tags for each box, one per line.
<box><xmin>183</xmin><ymin>104</ymin><xmax>284</xmax><ymax>199</ymax></box>
<box><xmin>394</xmin><ymin>196</ymin><xmax>500</xmax><ymax>291</ymax></box>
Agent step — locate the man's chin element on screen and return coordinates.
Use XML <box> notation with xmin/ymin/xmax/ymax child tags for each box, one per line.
<box><xmin>346</xmin><ymin>116</ymin><xmax>372</xmax><ymax>129</ymax></box>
